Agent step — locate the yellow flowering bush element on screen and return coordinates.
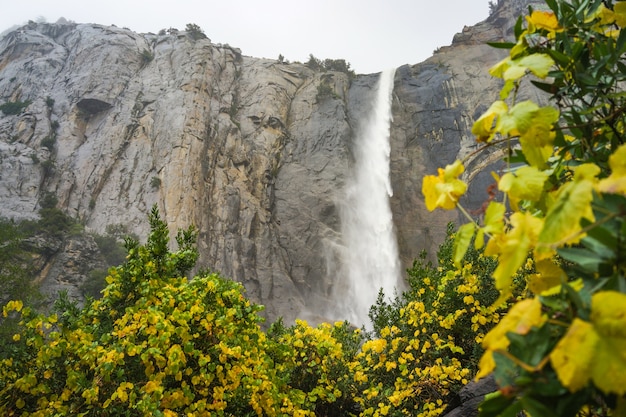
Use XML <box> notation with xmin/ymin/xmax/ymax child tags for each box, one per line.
<box><xmin>266</xmin><ymin>319</ymin><xmax>363</xmax><ymax>416</ymax></box>
<box><xmin>422</xmin><ymin>1</ymin><xmax>626</xmax><ymax>415</ymax></box>
<box><xmin>356</xmin><ymin>226</ymin><xmax>525</xmax><ymax>417</ymax></box>
<box><xmin>0</xmin><ymin>208</ymin><xmax>523</xmax><ymax>417</ymax></box>
<box><xmin>0</xmin><ymin>207</ymin><xmax>292</xmax><ymax>416</ymax></box>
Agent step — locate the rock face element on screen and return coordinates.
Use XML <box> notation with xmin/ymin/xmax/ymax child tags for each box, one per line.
<box><xmin>0</xmin><ymin>0</ymin><xmax>544</xmax><ymax>323</ymax></box>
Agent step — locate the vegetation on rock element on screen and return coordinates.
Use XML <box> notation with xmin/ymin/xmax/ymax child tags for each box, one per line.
<box><xmin>0</xmin><ymin>100</ymin><xmax>31</xmax><ymax>115</ymax></box>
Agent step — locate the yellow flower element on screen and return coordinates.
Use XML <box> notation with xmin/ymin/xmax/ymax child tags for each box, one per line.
<box><xmin>526</xmin><ymin>10</ymin><xmax>561</xmax><ymax>33</ymax></box>
<box><xmin>422</xmin><ymin>160</ymin><xmax>468</xmax><ymax>211</ymax></box>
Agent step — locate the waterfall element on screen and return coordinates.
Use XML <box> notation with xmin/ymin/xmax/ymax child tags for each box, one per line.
<box><xmin>332</xmin><ymin>68</ymin><xmax>401</xmax><ymax>328</ymax></box>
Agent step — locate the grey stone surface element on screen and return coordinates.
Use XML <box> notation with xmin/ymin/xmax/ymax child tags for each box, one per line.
<box><xmin>0</xmin><ymin>0</ymin><xmax>544</xmax><ymax>323</ymax></box>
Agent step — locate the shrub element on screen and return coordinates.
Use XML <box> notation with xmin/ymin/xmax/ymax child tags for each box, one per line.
<box><xmin>323</xmin><ymin>58</ymin><xmax>356</xmax><ymax>78</ymax></box>
<box><xmin>185</xmin><ymin>23</ymin><xmax>207</xmax><ymax>40</ymax></box>
<box><xmin>140</xmin><ymin>48</ymin><xmax>154</xmax><ymax>63</ymax></box>
<box><xmin>360</xmin><ymin>225</ymin><xmax>524</xmax><ymax>417</ymax></box>
<box><xmin>0</xmin><ymin>219</ymin><xmax>41</xmax><ymax>360</ymax></box>
<box><xmin>0</xmin><ymin>100</ymin><xmax>31</xmax><ymax>115</ymax></box>
<box><xmin>267</xmin><ymin>319</ymin><xmax>363</xmax><ymax>415</ymax></box>
<box><xmin>81</xmin><ymin>269</ymin><xmax>107</xmax><ymax>299</ymax></box>
<box><xmin>93</xmin><ymin>233</ymin><xmax>127</xmax><ymax>266</ymax></box>
<box><xmin>316</xmin><ymin>83</ymin><xmax>335</xmax><ymax>102</ymax></box>
<box><xmin>0</xmin><ymin>207</ymin><xmax>287</xmax><ymax>416</ymax></box>
<box><xmin>40</xmin><ymin>135</ymin><xmax>56</xmax><ymax>150</ymax></box>
<box><xmin>150</xmin><ymin>176</ymin><xmax>161</xmax><ymax>188</ymax></box>
<box><xmin>306</xmin><ymin>54</ymin><xmax>323</xmax><ymax>71</ymax></box>
<box><xmin>40</xmin><ymin>159</ymin><xmax>55</xmax><ymax>177</ymax></box>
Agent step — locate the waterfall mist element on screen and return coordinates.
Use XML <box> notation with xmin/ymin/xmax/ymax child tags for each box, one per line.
<box><xmin>330</xmin><ymin>68</ymin><xmax>402</xmax><ymax>328</ymax></box>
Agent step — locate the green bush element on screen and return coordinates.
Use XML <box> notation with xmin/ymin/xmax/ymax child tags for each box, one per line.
<box><xmin>80</xmin><ymin>269</ymin><xmax>107</xmax><ymax>299</ymax></box>
<box><xmin>141</xmin><ymin>48</ymin><xmax>154</xmax><ymax>63</ymax></box>
<box><xmin>316</xmin><ymin>83</ymin><xmax>335</xmax><ymax>102</ymax></box>
<box><xmin>0</xmin><ymin>219</ymin><xmax>41</xmax><ymax>360</ymax></box>
<box><xmin>40</xmin><ymin>135</ymin><xmax>56</xmax><ymax>150</ymax></box>
<box><xmin>185</xmin><ymin>23</ymin><xmax>207</xmax><ymax>40</ymax></box>
<box><xmin>150</xmin><ymin>176</ymin><xmax>161</xmax><ymax>188</ymax></box>
<box><xmin>0</xmin><ymin>100</ymin><xmax>31</xmax><ymax>115</ymax></box>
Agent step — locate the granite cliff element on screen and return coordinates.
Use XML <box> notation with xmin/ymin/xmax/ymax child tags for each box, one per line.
<box><xmin>0</xmin><ymin>0</ymin><xmax>544</xmax><ymax>323</ymax></box>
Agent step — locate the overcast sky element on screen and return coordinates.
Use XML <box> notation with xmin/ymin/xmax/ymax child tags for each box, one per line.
<box><xmin>0</xmin><ymin>0</ymin><xmax>491</xmax><ymax>74</ymax></box>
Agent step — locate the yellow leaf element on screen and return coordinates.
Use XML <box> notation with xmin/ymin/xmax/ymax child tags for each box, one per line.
<box><xmin>489</xmin><ymin>57</ymin><xmax>510</xmax><ymax>79</ymax></box>
<box><xmin>592</xmin><ymin>334</ymin><xmax>626</xmax><ymax>395</ymax></box>
<box><xmin>497</xmin><ymin>101</ymin><xmax>558</xmax><ymax>168</ymax></box>
<box><xmin>550</xmin><ymin>318</ymin><xmax>598</xmax><ymax>392</ymax></box>
<box><xmin>483</xmin><ymin>201</ymin><xmax>505</xmax><ymax>236</ymax></box>
<box><xmin>598</xmin><ymin>143</ymin><xmax>626</xmax><ymax>195</ymax></box>
<box><xmin>477</xmin><ymin>298</ymin><xmax>545</xmax><ymax>379</ymax></box>
<box><xmin>591</xmin><ymin>291</ymin><xmax>626</xmax><ymax>339</ymax></box>
<box><xmin>516</xmin><ymin>54</ymin><xmax>555</xmax><ymax>79</ymax></box>
<box><xmin>528</xmin><ymin>259</ymin><xmax>567</xmax><ymax>294</ymax></box>
<box><xmin>422</xmin><ymin>160</ymin><xmax>468</xmax><ymax>211</ymax></box>
<box><xmin>536</xmin><ymin>164</ymin><xmax>599</xmax><ymax>258</ymax></box>
<box><xmin>596</xmin><ymin>4</ymin><xmax>617</xmax><ymax>26</ymax></box>
<box><xmin>498</xmin><ymin>166</ymin><xmax>549</xmax><ymax>210</ymax></box>
<box><xmin>526</xmin><ymin>10</ymin><xmax>559</xmax><ymax>31</ymax></box>
<box><xmin>502</xmin><ymin>62</ymin><xmax>528</xmax><ymax>81</ymax></box>
<box><xmin>453</xmin><ymin>223</ymin><xmax>476</xmax><ymax>268</ymax></box>
<box><xmin>476</xmin><ymin>201</ymin><xmax>503</xmax><ymax>253</ymax></box>
<box><xmin>472</xmin><ymin>101</ymin><xmax>508</xmax><ymax>142</ymax></box>
<box><xmin>502</xmin><ymin>101</ymin><xmax>539</xmax><ymax>134</ymax></box>
<box><xmin>144</xmin><ymin>380</ymin><xmax>160</xmax><ymax>394</ymax></box>
<box><xmin>515</xmin><ymin>103</ymin><xmax>559</xmax><ymax>168</ymax></box>
<box><xmin>519</xmin><ymin>137</ymin><xmax>554</xmax><ymax>168</ymax></box>
<box><xmin>492</xmin><ymin>54</ymin><xmax>555</xmax><ymax>82</ymax></box>
<box><xmin>615</xmin><ymin>2</ymin><xmax>626</xmax><ymax>27</ymax></box>
<box><xmin>475</xmin><ymin>228</ymin><xmax>485</xmax><ymax>250</ymax></box>
<box><xmin>491</xmin><ymin>212</ymin><xmax>544</xmax><ymax>304</ymax></box>
<box><xmin>551</xmin><ymin>292</ymin><xmax>626</xmax><ymax>395</ymax></box>
<box><xmin>476</xmin><ymin>350</ymin><xmax>496</xmax><ymax>380</ymax></box>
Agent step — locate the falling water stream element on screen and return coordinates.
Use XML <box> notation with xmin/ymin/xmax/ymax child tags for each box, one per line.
<box><xmin>332</xmin><ymin>68</ymin><xmax>401</xmax><ymax>328</ymax></box>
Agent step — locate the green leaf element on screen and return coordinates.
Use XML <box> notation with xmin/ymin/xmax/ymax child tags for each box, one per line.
<box><xmin>479</xmin><ymin>392</ymin><xmax>517</xmax><ymax>417</ymax></box>
<box><xmin>547</xmin><ymin>49</ymin><xmax>571</xmax><ymax>67</ymax></box>
<box><xmin>514</xmin><ymin>15</ymin><xmax>524</xmax><ymax>38</ymax></box>
<box><xmin>520</xmin><ymin>397</ymin><xmax>558</xmax><ymax>417</ymax></box>
<box><xmin>487</xmin><ymin>41</ymin><xmax>517</xmax><ymax>49</ymax></box>
<box><xmin>557</xmin><ymin>247</ymin><xmax>603</xmax><ymax>273</ymax></box>
<box><xmin>531</xmin><ymin>80</ymin><xmax>556</xmax><ymax>94</ymax></box>
<box><xmin>493</xmin><ymin>350</ymin><xmax>519</xmax><ymax>387</ymax></box>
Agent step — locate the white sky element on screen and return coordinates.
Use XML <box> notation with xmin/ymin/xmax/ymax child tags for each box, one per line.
<box><xmin>0</xmin><ymin>0</ymin><xmax>491</xmax><ymax>74</ymax></box>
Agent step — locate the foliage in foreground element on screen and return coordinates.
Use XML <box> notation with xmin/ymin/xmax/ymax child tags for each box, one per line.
<box><xmin>422</xmin><ymin>0</ymin><xmax>626</xmax><ymax>415</ymax></box>
<box><xmin>0</xmin><ymin>208</ymin><xmax>508</xmax><ymax>416</ymax></box>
